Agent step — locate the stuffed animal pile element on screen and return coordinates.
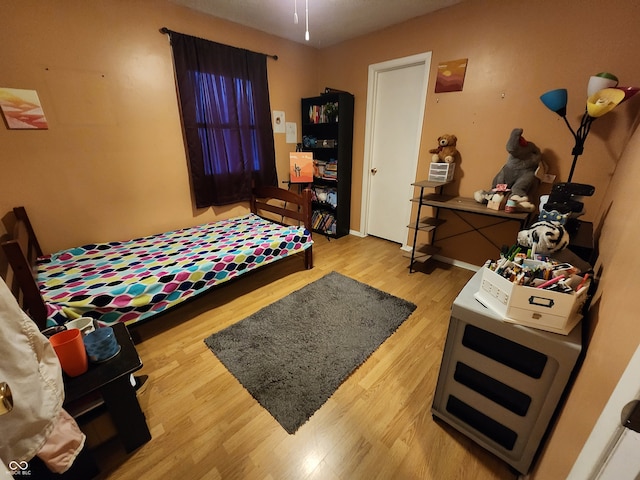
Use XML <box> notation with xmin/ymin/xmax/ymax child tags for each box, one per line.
<box><xmin>474</xmin><ymin>128</ymin><xmax>542</xmax><ymax>212</ymax></box>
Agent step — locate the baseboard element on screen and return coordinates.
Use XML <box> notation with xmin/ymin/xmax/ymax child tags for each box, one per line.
<box><xmin>399</xmin><ymin>244</ymin><xmax>480</xmax><ymax>272</ymax></box>
<box><xmin>432</xmin><ymin>255</ymin><xmax>480</xmax><ymax>272</ymax></box>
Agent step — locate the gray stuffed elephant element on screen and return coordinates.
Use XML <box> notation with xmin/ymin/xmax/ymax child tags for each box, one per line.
<box><xmin>474</xmin><ymin>128</ymin><xmax>542</xmax><ymax>212</ymax></box>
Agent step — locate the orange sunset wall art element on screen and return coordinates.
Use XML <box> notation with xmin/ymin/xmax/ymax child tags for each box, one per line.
<box><xmin>434</xmin><ymin>58</ymin><xmax>468</xmax><ymax>93</ymax></box>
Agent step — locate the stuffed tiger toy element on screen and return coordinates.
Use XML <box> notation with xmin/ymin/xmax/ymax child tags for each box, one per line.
<box><xmin>517</xmin><ymin>220</ymin><xmax>569</xmax><ymax>255</ymax></box>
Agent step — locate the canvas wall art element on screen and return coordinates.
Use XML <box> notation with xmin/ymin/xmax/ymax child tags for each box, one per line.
<box><xmin>0</xmin><ymin>87</ymin><xmax>49</xmax><ymax>129</ymax></box>
<box><xmin>289</xmin><ymin>152</ymin><xmax>313</xmax><ymax>183</ymax></box>
<box><xmin>434</xmin><ymin>58</ymin><xmax>468</xmax><ymax>93</ymax></box>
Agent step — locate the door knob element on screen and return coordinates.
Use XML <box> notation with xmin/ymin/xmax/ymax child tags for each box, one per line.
<box><xmin>371</xmin><ymin>167</ymin><xmax>378</xmax><ymax>174</ymax></box>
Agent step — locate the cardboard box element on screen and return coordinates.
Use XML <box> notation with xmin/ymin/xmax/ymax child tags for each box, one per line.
<box><xmin>474</xmin><ymin>265</ymin><xmax>588</xmax><ymax>335</ymax></box>
<box><xmin>487</xmin><ymin>194</ymin><xmax>507</xmax><ymax>211</ymax></box>
<box><xmin>428</xmin><ymin>162</ymin><xmax>455</xmax><ymax>182</ymax></box>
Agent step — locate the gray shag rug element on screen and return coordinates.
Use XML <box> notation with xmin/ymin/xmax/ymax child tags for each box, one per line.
<box><xmin>204</xmin><ymin>271</ymin><xmax>417</xmax><ymax>434</ymax></box>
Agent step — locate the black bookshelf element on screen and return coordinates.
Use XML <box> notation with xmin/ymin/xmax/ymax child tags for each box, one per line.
<box><xmin>301</xmin><ymin>91</ymin><xmax>354</xmax><ymax>238</ymax></box>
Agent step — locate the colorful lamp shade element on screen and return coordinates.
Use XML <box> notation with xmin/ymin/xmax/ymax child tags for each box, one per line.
<box><xmin>615</xmin><ymin>86</ymin><xmax>640</xmax><ymax>102</ymax></box>
<box><xmin>587</xmin><ymin>72</ymin><xmax>619</xmax><ymax>96</ymax></box>
<box><xmin>586</xmin><ymin>88</ymin><xmax>625</xmax><ymax>117</ymax></box>
<box><xmin>540</xmin><ymin>73</ymin><xmax>639</xmax><ymax>184</ymax></box>
<box><xmin>540</xmin><ymin>88</ymin><xmax>568</xmax><ymax>116</ymax></box>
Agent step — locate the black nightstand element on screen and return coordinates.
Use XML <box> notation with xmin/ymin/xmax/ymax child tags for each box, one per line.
<box><xmin>63</xmin><ymin>322</ymin><xmax>151</xmax><ymax>453</ymax></box>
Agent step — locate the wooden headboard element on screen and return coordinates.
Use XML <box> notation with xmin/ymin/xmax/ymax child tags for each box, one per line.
<box><xmin>250</xmin><ymin>185</ymin><xmax>313</xmax><ymax>269</ymax></box>
<box><xmin>1</xmin><ymin>207</ymin><xmax>48</xmax><ymax>329</ymax></box>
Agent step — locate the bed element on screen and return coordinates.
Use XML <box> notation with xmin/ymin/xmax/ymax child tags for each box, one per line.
<box><xmin>1</xmin><ymin>185</ymin><xmax>313</xmax><ymax>330</ymax></box>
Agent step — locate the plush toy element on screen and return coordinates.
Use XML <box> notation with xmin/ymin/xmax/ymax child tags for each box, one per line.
<box><xmin>538</xmin><ymin>208</ymin><xmax>570</xmax><ymax>224</ymax></box>
<box><xmin>429</xmin><ymin>134</ymin><xmax>459</xmax><ymax>163</ymax></box>
<box><xmin>517</xmin><ymin>220</ymin><xmax>570</xmax><ymax>255</ymax></box>
<box><xmin>474</xmin><ymin>128</ymin><xmax>542</xmax><ymax>212</ymax></box>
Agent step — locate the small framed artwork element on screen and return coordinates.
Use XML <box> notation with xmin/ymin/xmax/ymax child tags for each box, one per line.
<box><xmin>434</xmin><ymin>58</ymin><xmax>468</xmax><ymax>93</ymax></box>
<box><xmin>272</xmin><ymin>110</ymin><xmax>285</xmax><ymax>133</ymax></box>
<box><xmin>285</xmin><ymin>121</ymin><xmax>297</xmax><ymax>143</ymax></box>
<box><xmin>0</xmin><ymin>87</ymin><xmax>49</xmax><ymax>129</ymax></box>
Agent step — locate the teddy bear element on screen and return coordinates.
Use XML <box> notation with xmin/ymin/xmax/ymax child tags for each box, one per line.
<box><xmin>474</xmin><ymin>128</ymin><xmax>542</xmax><ymax>212</ymax></box>
<box><xmin>429</xmin><ymin>134</ymin><xmax>459</xmax><ymax>163</ymax></box>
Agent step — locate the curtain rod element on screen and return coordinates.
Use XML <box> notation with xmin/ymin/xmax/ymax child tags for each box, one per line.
<box><xmin>160</xmin><ymin>27</ymin><xmax>278</xmax><ymax>60</ymax></box>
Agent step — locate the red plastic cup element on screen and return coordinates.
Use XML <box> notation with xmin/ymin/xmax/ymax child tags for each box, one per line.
<box><xmin>49</xmin><ymin>328</ymin><xmax>89</xmax><ymax>377</ymax></box>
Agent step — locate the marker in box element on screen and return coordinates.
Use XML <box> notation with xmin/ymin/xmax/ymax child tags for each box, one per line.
<box><xmin>536</xmin><ymin>275</ymin><xmax>565</xmax><ymax>289</ymax></box>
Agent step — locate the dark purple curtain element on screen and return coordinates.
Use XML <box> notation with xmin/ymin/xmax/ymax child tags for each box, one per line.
<box><xmin>167</xmin><ymin>31</ymin><xmax>278</xmax><ymax>207</ymax></box>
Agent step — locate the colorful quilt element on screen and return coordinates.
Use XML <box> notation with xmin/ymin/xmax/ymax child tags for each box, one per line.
<box><xmin>38</xmin><ymin>214</ymin><xmax>312</xmax><ymax>327</ymax></box>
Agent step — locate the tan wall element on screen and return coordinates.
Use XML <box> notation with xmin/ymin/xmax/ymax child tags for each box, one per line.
<box><xmin>0</xmin><ymin>0</ymin><xmax>318</xmax><ymax>253</ymax></box>
<box><xmin>533</xmin><ymin>117</ymin><xmax>640</xmax><ymax>479</ymax></box>
<box><xmin>2</xmin><ymin>0</ymin><xmax>640</xmax><ymax>477</ymax></box>
<box><xmin>318</xmin><ymin>0</ymin><xmax>640</xmax><ymax>263</ymax></box>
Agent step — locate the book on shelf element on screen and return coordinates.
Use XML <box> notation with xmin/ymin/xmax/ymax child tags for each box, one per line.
<box><xmin>311</xmin><ymin>210</ymin><xmax>336</xmax><ymax>233</ymax></box>
<box><xmin>307</xmin><ymin>102</ymin><xmax>339</xmax><ymax>124</ymax></box>
<box><xmin>313</xmin><ymin>160</ymin><xmax>327</xmax><ymax>178</ymax></box>
<box><xmin>321</xmin><ymin>159</ymin><xmax>338</xmax><ymax>181</ymax></box>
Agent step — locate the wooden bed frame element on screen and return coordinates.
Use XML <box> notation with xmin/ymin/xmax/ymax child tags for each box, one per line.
<box><xmin>250</xmin><ymin>184</ymin><xmax>313</xmax><ymax>270</ymax></box>
<box><xmin>1</xmin><ymin>185</ymin><xmax>313</xmax><ymax>330</ymax></box>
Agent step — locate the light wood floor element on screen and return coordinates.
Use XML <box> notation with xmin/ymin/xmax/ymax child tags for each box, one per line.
<box><xmin>91</xmin><ymin>234</ymin><xmax>517</xmax><ymax>480</ymax></box>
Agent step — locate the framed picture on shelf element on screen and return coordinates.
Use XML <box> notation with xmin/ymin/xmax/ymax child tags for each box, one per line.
<box><xmin>289</xmin><ymin>152</ymin><xmax>313</xmax><ymax>183</ymax></box>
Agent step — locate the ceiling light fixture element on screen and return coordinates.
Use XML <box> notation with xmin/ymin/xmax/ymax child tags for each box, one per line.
<box><xmin>305</xmin><ymin>0</ymin><xmax>310</xmax><ymax>41</ymax></box>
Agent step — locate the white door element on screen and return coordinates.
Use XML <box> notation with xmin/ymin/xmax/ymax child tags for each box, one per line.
<box><xmin>567</xmin><ymin>343</ymin><xmax>640</xmax><ymax>480</ymax></box>
<box><xmin>361</xmin><ymin>53</ymin><xmax>431</xmax><ymax>245</ymax></box>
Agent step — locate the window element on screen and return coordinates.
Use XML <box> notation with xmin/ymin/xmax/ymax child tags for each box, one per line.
<box><xmin>167</xmin><ymin>31</ymin><xmax>278</xmax><ymax>207</ymax></box>
<box><xmin>194</xmin><ymin>72</ymin><xmax>263</xmax><ymax>176</ymax></box>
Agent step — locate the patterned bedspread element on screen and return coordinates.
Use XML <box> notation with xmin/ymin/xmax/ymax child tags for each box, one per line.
<box><xmin>38</xmin><ymin>214</ymin><xmax>312</xmax><ymax>327</ymax></box>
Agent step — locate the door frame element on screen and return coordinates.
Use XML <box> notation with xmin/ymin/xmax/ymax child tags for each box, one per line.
<box><xmin>359</xmin><ymin>52</ymin><xmax>432</xmax><ymax>246</ymax></box>
<box><xmin>567</xmin><ymin>343</ymin><xmax>640</xmax><ymax>479</ymax></box>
